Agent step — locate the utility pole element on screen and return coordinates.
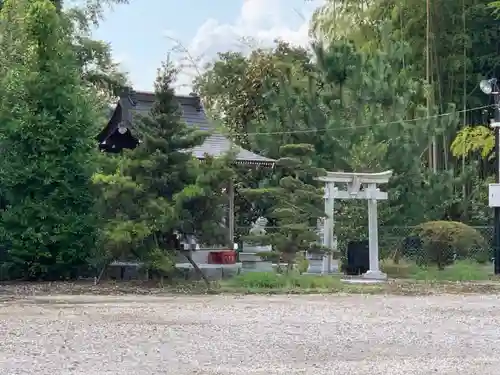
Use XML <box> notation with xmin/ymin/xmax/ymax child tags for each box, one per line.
<box><xmin>483</xmin><ymin>78</ymin><xmax>500</xmax><ymax>274</ymax></box>
<box><xmin>493</xmin><ymin>105</ymin><xmax>500</xmax><ymax>274</ymax></box>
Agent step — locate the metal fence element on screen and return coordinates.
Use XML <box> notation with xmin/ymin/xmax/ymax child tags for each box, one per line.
<box><xmin>236</xmin><ymin>224</ymin><xmax>495</xmax><ymax>262</ymax></box>
<box><xmin>377</xmin><ymin>225</ymin><xmax>494</xmax><ymax>260</ymax></box>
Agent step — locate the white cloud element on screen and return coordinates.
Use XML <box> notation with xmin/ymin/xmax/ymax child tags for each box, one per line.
<box><xmin>240</xmin><ymin>0</ymin><xmax>283</xmax><ymax>29</ymax></box>
<box><xmin>169</xmin><ymin>0</ymin><xmax>324</xmax><ymax>93</ymax></box>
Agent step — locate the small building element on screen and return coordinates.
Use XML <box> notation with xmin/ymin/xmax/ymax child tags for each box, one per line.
<box><xmin>98</xmin><ymin>91</ymin><xmax>275</xmax><ymax>165</ymax></box>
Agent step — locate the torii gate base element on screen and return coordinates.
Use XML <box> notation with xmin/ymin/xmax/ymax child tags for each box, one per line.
<box><xmin>314</xmin><ymin>170</ymin><xmax>393</xmax><ymax>281</ymax></box>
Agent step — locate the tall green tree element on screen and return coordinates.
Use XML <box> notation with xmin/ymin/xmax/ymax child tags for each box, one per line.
<box><xmin>195</xmin><ymin>3</ymin><xmax>492</xmax><ymax>243</ymax></box>
<box><xmin>311</xmin><ymin>0</ymin><xmax>500</xmax><ymax>109</ymax></box>
<box><xmin>241</xmin><ymin>144</ymin><xmax>325</xmax><ymax>268</ymax></box>
<box><xmin>93</xmin><ymin>63</ymin><xmax>234</xmax><ymax>275</ymax></box>
<box><xmin>311</xmin><ymin>0</ymin><xmax>500</xmax><ymax>179</ymax></box>
<box><xmin>0</xmin><ymin>0</ymin><xmax>102</xmax><ymax>280</ymax></box>
<box><xmin>194</xmin><ymin>41</ymin><xmax>313</xmax><ymax>148</ymax></box>
<box><xmin>0</xmin><ymin>0</ymin><xmax>129</xmax><ymax>98</ymax></box>
<box><xmin>313</xmin><ymin>36</ymin><xmax>465</xmax><ymax>229</ymax></box>
<box><xmin>193</xmin><ymin>42</ymin><xmax>320</xmax><ymax>232</ymax></box>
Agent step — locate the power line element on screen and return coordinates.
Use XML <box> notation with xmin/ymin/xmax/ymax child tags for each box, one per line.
<box><xmin>231</xmin><ymin>104</ymin><xmax>493</xmax><ymax>137</ymax></box>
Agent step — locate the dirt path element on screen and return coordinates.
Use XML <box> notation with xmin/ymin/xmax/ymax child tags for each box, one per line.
<box><xmin>1</xmin><ymin>294</ymin><xmax>499</xmax><ymax>374</ymax></box>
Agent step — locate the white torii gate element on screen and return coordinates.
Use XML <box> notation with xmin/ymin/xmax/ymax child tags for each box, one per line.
<box><xmin>315</xmin><ymin>170</ymin><xmax>393</xmax><ymax>280</ymax></box>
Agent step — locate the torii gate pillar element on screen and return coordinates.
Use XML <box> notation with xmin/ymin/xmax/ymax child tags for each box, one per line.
<box><xmin>315</xmin><ymin>170</ymin><xmax>393</xmax><ymax>280</ymax></box>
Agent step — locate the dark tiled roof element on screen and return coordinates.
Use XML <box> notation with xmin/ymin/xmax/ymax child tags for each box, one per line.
<box><xmin>130</xmin><ymin>92</ymin><xmax>211</xmax><ymax>131</ymax></box>
<box><xmin>127</xmin><ymin>91</ymin><xmax>275</xmax><ymax>165</ymax></box>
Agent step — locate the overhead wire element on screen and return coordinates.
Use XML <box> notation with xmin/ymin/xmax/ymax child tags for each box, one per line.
<box><xmin>226</xmin><ymin>104</ymin><xmax>493</xmax><ymax>137</ymax></box>
<box><xmin>233</xmin><ymin>105</ymin><xmax>494</xmax><ymax>218</ymax></box>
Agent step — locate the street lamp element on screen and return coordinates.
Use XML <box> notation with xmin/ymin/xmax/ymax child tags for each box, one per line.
<box><xmin>480</xmin><ymin>78</ymin><xmax>497</xmax><ymax>95</ymax></box>
<box><xmin>482</xmin><ymin>78</ymin><xmax>500</xmax><ymax>274</ymax></box>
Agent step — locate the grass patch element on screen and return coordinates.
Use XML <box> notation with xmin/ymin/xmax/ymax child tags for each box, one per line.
<box><xmin>1</xmin><ymin>260</ymin><xmax>498</xmax><ymax>298</ymax></box>
<box><xmin>217</xmin><ymin>271</ymin><xmax>500</xmax><ymax>296</ymax></box>
<box><xmin>217</xmin><ymin>270</ymin><xmax>500</xmax><ymax>295</ymax></box>
<box><xmin>381</xmin><ymin>259</ymin><xmax>495</xmax><ymax>281</ymax></box>
<box><xmin>3</xmin><ymin>274</ymin><xmax>500</xmax><ymax>297</ymax></box>
<box><xmin>219</xmin><ymin>272</ymin><xmax>386</xmax><ymax>294</ymax></box>
<box><xmin>215</xmin><ymin>261</ymin><xmax>500</xmax><ymax>295</ymax></box>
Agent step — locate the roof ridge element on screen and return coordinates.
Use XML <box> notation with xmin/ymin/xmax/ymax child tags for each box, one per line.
<box><xmin>128</xmin><ymin>90</ymin><xmax>200</xmax><ymax>100</ymax></box>
<box><xmin>118</xmin><ymin>90</ymin><xmax>275</xmax><ymax>165</ymax></box>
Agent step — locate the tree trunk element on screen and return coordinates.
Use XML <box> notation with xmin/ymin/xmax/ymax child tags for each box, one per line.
<box><xmin>95</xmin><ymin>262</ymin><xmax>108</xmax><ymax>285</ymax></box>
<box><xmin>181</xmin><ymin>250</ymin><xmax>211</xmax><ymax>288</ymax></box>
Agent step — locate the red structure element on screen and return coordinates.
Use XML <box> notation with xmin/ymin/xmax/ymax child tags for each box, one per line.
<box><xmin>208</xmin><ymin>250</ymin><xmax>236</xmax><ymax>265</ymax></box>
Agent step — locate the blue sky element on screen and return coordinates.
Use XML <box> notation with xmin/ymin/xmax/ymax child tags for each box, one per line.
<box><xmin>92</xmin><ymin>0</ymin><xmax>321</xmax><ymax>92</ymax></box>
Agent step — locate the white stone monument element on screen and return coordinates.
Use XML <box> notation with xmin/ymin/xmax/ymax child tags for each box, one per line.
<box><xmin>315</xmin><ymin>170</ymin><xmax>393</xmax><ymax>281</ymax></box>
<box><xmin>240</xmin><ymin>217</ymin><xmax>274</xmax><ymax>272</ymax></box>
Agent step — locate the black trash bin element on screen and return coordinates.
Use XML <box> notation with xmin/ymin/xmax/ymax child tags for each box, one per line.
<box><xmin>345</xmin><ymin>240</ymin><xmax>369</xmax><ymax>275</ymax></box>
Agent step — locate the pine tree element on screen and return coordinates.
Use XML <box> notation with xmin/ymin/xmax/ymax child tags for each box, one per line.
<box><xmin>94</xmin><ymin>63</ymin><xmax>234</xmax><ymax>279</ymax></box>
<box><xmin>241</xmin><ymin>143</ymin><xmax>326</xmax><ymax>269</ymax></box>
<box><xmin>0</xmin><ymin>0</ymin><xmax>102</xmax><ymax>279</ymax></box>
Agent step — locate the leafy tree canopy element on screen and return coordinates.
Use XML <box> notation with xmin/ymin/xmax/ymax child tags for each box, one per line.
<box><xmin>241</xmin><ymin>143</ymin><xmax>326</xmax><ymax>266</ymax></box>
<box><xmin>0</xmin><ymin>0</ymin><xmax>103</xmax><ymax>280</ymax></box>
<box><xmin>94</xmin><ymin>63</ymin><xmax>235</xmax><ymax>273</ymax></box>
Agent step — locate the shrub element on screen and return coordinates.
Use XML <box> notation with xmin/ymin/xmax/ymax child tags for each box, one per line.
<box><xmin>412</xmin><ymin>221</ymin><xmax>489</xmax><ymax>269</ymax></box>
<box><xmin>296</xmin><ymin>256</ymin><xmax>309</xmax><ymax>274</ymax></box>
<box><xmin>380</xmin><ymin>258</ymin><xmax>419</xmax><ymax>278</ymax></box>
<box><xmin>228</xmin><ymin>272</ymin><xmax>288</xmax><ymax>289</ymax></box>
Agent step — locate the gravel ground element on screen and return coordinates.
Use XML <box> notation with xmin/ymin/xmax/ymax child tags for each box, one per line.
<box><xmin>1</xmin><ymin>294</ymin><xmax>500</xmax><ymax>375</ymax></box>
